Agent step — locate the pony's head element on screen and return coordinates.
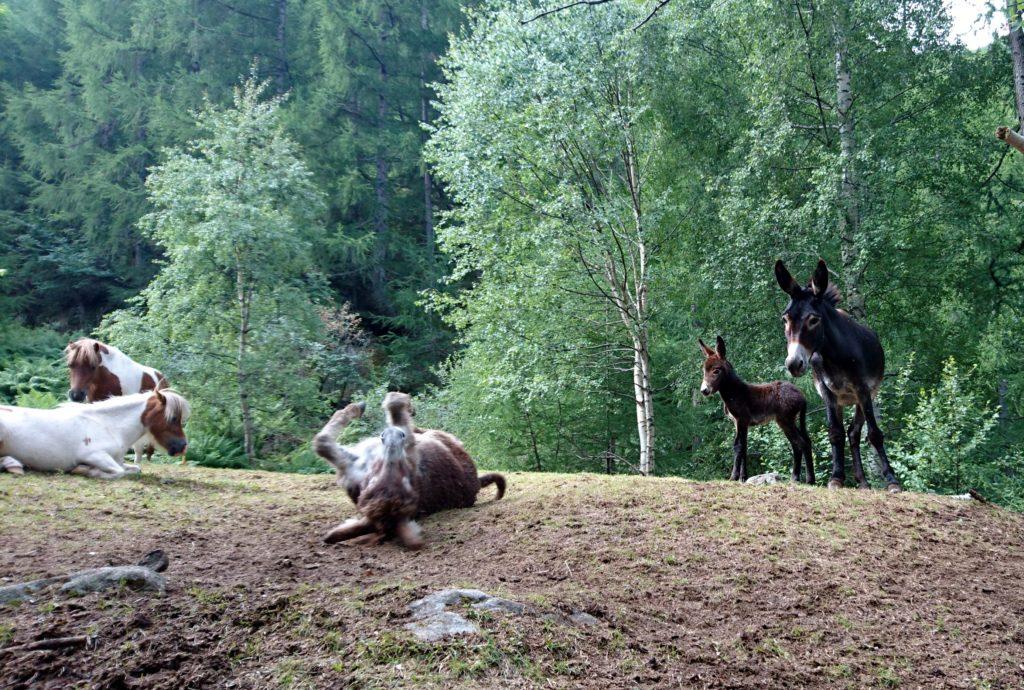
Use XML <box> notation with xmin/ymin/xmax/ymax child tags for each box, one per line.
<box><xmin>65</xmin><ymin>338</ymin><xmax>107</xmax><ymax>402</ymax></box>
<box><xmin>698</xmin><ymin>336</ymin><xmax>733</xmax><ymax>396</ymax></box>
<box><xmin>141</xmin><ymin>389</ymin><xmax>191</xmax><ymax>456</ymax></box>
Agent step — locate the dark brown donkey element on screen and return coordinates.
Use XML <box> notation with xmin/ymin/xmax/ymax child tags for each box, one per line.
<box><xmin>700</xmin><ymin>336</ymin><xmax>814</xmax><ymax>483</ymax></box>
<box><xmin>774</xmin><ymin>259</ymin><xmax>901</xmax><ymax>492</ymax></box>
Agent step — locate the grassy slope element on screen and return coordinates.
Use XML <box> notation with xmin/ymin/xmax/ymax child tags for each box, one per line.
<box><xmin>1</xmin><ymin>465</ymin><xmax>1023</xmax><ymax>689</ymax></box>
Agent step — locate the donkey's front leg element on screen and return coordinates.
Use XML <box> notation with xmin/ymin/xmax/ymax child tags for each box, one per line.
<box><xmin>731</xmin><ymin>425</ymin><xmax>748</xmax><ymax>482</ymax></box>
<box><xmin>822</xmin><ymin>393</ymin><xmax>846</xmax><ymax>490</ymax></box>
<box><xmin>858</xmin><ymin>395</ymin><xmax>901</xmax><ymax>493</ymax></box>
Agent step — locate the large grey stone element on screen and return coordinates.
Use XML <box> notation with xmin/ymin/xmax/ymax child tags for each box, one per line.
<box><xmin>408</xmin><ymin>588</ymin><xmax>490</xmax><ymax>620</ymax></box>
<box><xmin>61</xmin><ymin>566</ymin><xmax>166</xmax><ymax>596</ymax></box>
<box><xmin>405</xmin><ymin>611</ymin><xmax>480</xmax><ymax>642</ymax></box>
<box><xmin>472</xmin><ymin>597</ymin><xmax>526</xmax><ymax>615</ymax></box>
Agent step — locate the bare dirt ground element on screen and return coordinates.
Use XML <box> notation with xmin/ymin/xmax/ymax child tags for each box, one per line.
<box><xmin>1</xmin><ymin>465</ymin><xmax>1023</xmax><ymax>689</ymax></box>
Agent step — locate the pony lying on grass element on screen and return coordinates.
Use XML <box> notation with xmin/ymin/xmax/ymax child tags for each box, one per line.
<box><xmin>0</xmin><ymin>390</ymin><xmax>189</xmax><ymax>479</ymax></box>
<box><xmin>313</xmin><ymin>392</ymin><xmax>505</xmax><ymax>549</ymax></box>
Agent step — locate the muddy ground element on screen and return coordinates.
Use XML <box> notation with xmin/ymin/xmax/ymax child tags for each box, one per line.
<box><xmin>1</xmin><ymin>465</ymin><xmax>1022</xmax><ymax>689</ymax></box>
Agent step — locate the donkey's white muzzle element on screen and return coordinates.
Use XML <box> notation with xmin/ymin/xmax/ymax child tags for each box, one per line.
<box><xmin>786</xmin><ymin>342</ymin><xmax>810</xmax><ymax>377</ymax></box>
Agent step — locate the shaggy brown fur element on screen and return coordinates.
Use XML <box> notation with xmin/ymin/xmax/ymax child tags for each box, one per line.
<box><xmin>700</xmin><ymin>336</ymin><xmax>814</xmax><ymax>484</ymax></box>
<box><xmin>316</xmin><ymin>392</ymin><xmax>505</xmax><ymax>549</ymax></box>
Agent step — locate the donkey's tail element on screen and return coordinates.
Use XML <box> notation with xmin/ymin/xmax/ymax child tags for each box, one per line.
<box><xmin>478</xmin><ymin>473</ymin><xmax>506</xmax><ymax>501</ymax></box>
<box><xmin>799</xmin><ymin>400</ymin><xmax>807</xmax><ymax>434</ymax></box>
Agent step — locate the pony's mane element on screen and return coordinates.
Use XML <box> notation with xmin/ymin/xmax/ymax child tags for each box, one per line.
<box><xmin>65</xmin><ymin>338</ymin><xmax>105</xmax><ymax>367</ymax></box>
<box><xmin>159</xmin><ymin>389</ymin><xmax>191</xmax><ymax>422</ymax></box>
<box><xmin>59</xmin><ymin>389</ymin><xmax>190</xmax><ymax>422</ymax></box>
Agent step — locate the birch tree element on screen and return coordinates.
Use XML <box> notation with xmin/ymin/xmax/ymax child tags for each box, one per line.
<box><xmin>428</xmin><ymin>3</ymin><xmax>672</xmax><ymax>474</ymax></box>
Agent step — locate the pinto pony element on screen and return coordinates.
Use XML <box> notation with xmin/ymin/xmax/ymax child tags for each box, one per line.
<box><xmin>774</xmin><ymin>259</ymin><xmax>901</xmax><ymax>492</ymax></box>
<box><xmin>699</xmin><ymin>336</ymin><xmax>815</xmax><ymax>484</ymax></box>
<box><xmin>313</xmin><ymin>392</ymin><xmax>505</xmax><ymax>549</ymax></box>
<box><xmin>65</xmin><ymin>338</ymin><xmax>169</xmax><ymax>462</ymax></box>
<box><xmin>0</xmin><ymin>390</ymin><xmax>189</xmax><ymax>479</ymax></box>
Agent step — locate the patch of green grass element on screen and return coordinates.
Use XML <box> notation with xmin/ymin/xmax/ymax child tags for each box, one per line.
<box><xmin>0</xmin><ymin>622</ymin><xmax>14</xmax><ymax>646</ymax></box>
<box><xmin>876</xmin><ymin>666</ymin><xmax>900</xmax><ymax>688</ymax></box>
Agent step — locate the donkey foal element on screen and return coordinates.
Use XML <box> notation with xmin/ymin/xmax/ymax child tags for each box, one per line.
<box><xmin>700</xmin><ymin>336</ymin><xmax>814</xmax><ymax>484</ymax></box>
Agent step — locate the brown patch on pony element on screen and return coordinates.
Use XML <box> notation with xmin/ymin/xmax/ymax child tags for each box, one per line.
<box><xmin>89</xmin><ymin>366</ymin><xmax>123</xmax><ymax>401</ymax></box>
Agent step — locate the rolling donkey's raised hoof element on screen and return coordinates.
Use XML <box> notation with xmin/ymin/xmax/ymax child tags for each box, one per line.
<box><xmin>887</xmin><ymin>483</ymin><xmax>902</xmax><ymax>494</ymax></box>
<box><xmin>827</xmin><ymin>478</ymin><xmax>844</xmax><ymax>490</ymax></box>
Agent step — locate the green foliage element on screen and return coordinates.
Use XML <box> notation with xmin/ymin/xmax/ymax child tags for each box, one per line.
<box><xmin>101</xmin><ymin>73</ymin><xmax>332</xmax><ymax>460</ymax></box>
<box><xmin>891</xmin><ymin>358</ymin><xmax>999</xmax><ymax>495</ymax></box>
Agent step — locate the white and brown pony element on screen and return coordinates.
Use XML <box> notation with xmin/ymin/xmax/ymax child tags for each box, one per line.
<box><xmin>0</xmin><ymin>390</ymin><xmax>190</xmax><ymax>479</ymax></box>
<box><xmin>65</xmin><ymin>338</ymin><xmax>169</xmax><ymax>462</ymax></box>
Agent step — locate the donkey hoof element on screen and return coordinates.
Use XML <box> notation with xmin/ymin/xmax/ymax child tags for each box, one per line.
<box><xmin>827</xmin><ymin>478</ymin><xmax>844</xmax><ymax>490</ymax></box>
<box><xmin>857</xmin><ymin>482</ymin><xmax>870</xmax><ymax>490</ymax></box>
<box><xmin>887</xmin><ymin>483</ymin><xmax>902</xmax><ymax>494</ymax></box>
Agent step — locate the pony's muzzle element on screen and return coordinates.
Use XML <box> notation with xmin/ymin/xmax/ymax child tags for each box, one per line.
<box><xmin>68</xmin><ymin>389</ymin><xmax>87</xmax><ymax>403</ymax></box>
<box><xmin>166</xmin><ymin>439</ymin><xmax>188</xmax><ymax>456</ymax></box>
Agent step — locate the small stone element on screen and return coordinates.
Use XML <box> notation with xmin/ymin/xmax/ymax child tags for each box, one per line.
<box><xmin>745</xmin><ymin>472</ymin><xmax>784</xmax><ymax>486</ymax></box>
<box><xmin>569</xmin><ymin>611</ymin><xmax>599</xmax><ymax>626</ymax></box>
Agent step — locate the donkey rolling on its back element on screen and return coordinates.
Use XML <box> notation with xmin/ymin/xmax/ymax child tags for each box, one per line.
<box><xmin>699</xmin><ymin>336</ymin><xmax>814</xmax><ymax>484</ymax></box>
<box><xmin>774</xmin><ymin>259</ymin><xmax>901</xmax><ymax>492</ymax></box>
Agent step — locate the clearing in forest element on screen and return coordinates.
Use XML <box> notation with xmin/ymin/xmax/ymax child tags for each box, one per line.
<box><xmin>1</xmin><ymin>465</ymin><xmax>1022</xmax><ymax>688</ymax></box>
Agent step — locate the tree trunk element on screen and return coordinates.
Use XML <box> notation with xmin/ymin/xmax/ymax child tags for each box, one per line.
<box><xmin>833</xmin><ymin>12</ymin><xmax>865</xmax><ymax>320</ymax></box>
<box><xmin>421</xmin><ymin>0</ymin><xmax>435</xmax><ymax>259</ymax></box>
<box><xmin>236</xmin><ymin>260</ymin><xmax>255</xmax><ymax>463</ymax></box>
<box><xmin>275</xmin><ymin>0</ymin><xmax>290</xmax><ymax>90</ymax></box>
<box><xmin>370</xmin><ymin>7</ymin><xmax>391</xmax><ymax>312</ymax></box>
<box><xmin>1009</xmin><ymin>2</ymin><xmax>1024</xmax><ymax>125</ymax></box>
<box><xmin>632</xmin><ymin>336</ymin><xmax>655</xmax><ymax>476</ymax></box>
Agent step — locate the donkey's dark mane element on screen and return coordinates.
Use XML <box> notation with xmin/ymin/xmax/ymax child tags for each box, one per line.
<box><xmin>807</xmin><ymin>283</ymin><xmax>842</xmax><ymax>307</ymax></box>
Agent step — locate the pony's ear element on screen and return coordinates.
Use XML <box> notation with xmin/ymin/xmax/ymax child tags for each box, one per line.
<box><xmin>775</xmin><ymin>260</ymin><xmax>799</xmax><ymax>296</ymax></box>
<box><xmin>715</xmin><ymin>335</ymin><xmax>726</xmax><ymax>358</ymax></box>
<box><xmin>155</xmin><ymin>389</ymin><xmax>166</xmax><ymax>405</ymax></box>
<box><xmin>93</xmin><ymin>342</ymin><xmax>102</xmax><ymax>353</ymax></box>
<box><xmin>698</xmin><ymin>338</ymin><xmax>715</xmax><ymax>358</ymax></box>
<box><xmin>811</xmin><ymin>259</ymin><xmax>829</xmax><ymax>296</ymax></box>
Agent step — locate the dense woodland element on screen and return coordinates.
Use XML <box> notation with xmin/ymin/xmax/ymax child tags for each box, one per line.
<box><xmin>1</xmin><ymin>0</ymin><xmax>1022</xmax><ymax>507</ymax></box>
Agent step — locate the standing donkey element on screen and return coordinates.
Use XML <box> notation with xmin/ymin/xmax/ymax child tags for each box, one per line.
<box><xmin>65</xmin><ymin>338</ymin><xmax>169</xmax><ymax>463</ymax></box>
<box><xmin>699</xmin><ymin>336</ymin><xmax>815</xmax><ymax>484</ymax></box>
<box><xmin>774</xmin><ymin>259</ymin><xmax>901</xmax><ymax>492</ymax></box>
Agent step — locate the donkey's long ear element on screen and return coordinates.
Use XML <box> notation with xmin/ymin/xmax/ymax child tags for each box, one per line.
<box><xmin>811</xmin><ymin>259</ymin><xmax>829</xmax><ymax>296</ymax></box>
<box><xmin>698</xmin><ymin>339</ymin><xmax>715</xmax><ymax>358</ymax></box>
<box><xmin>715</xmin><ymin>335</ymin><xmax>726</xmax><ymax>358</ymax></box>
<box><xmin>774</xmin><ymin>260</ymin><xmax>799</xmax><ymax>296</ymax></box>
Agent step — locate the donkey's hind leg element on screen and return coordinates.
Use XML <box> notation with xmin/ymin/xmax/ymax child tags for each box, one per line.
<box><xmin>323</xmin><ymin>516</ymin><xmax>375</xmax><ymax>544</ymax></box>
<box><xmin>395</xmin><ymin>519</ymin><xmax>423</xmax><ymax>550</ymax></box>
<box><xmin>848</xmin><ymin>406</ymin><xmax>868</xmax><ymax>489</ymax></box>
<box><xmin>777</xmin><ymin>421</ymin><xmax>803</xmax><ymax>483</ymax></box>
<box><xmin>858</xmin><ymin>395</ymin><xmax>902</xmax><ymax>493</ymax></box>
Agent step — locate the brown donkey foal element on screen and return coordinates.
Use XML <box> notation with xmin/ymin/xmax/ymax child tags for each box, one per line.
<box><xmin>700</xmin><ymin>336</ymin><xmax>815</xmax><ymax>484</ymax></box>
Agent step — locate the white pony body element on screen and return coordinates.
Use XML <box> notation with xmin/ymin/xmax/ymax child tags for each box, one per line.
<box><xmin>0</xmin><ymin>392</ymin><xmax>189</xmax><ymax>479</ymax></box>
